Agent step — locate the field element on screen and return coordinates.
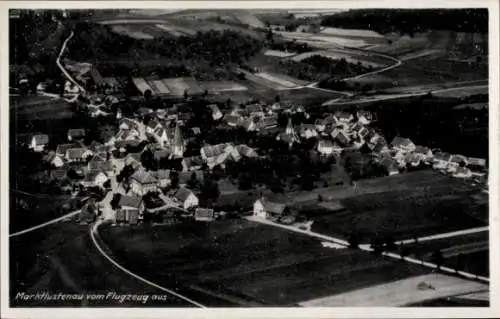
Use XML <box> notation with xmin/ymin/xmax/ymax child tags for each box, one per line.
<box><xmin>111</xmin><ymin>25</ymin><xmax>155</xmax><ymax>39</ymax></box>
<box><xmin>200</xmin><ymin>81</ymin><xmax>248</xmax><ymax>92</ymax></box>
<box><xmin>432</xmin><ymin>85</ymin><xmax>488</xmax><ymax>98</ymax></box>
<box><xmin>161</xmin><ymin>77</ymin><xmax>203</xmax><ymax>96</ymax></box>
<box><xmin>10</xmin><ymin>95</ymin><xmax>75</xmax><ymax>121</ymax></box>
<box><xmin>132</xmin><ymin>77</ymin><xmax>204</xmax><ymax>96</ymax></box>
<box><xmin>292</xmin><ymin>49</ymin><xmax>393</xmax><ymax>68</ymax></box>
<box><xmin>10</xmin><ymin>223</ymin><xmax>187</xmax><ymax>307</ymax></box>
<box><xmin>254</xmin><ymin>72</ymin><xmax>303</xmax><ymax>88</ymax></box>
<box><xmin>277</xmin><ymin>29</ymin><xmax>386</xmax><ymax>49</ymax></box>
<box><xmin>234</xmin><ymin>14</ymin><xmax>266</xmax><ymax>28</ymax></box>
<box><xmin>263</xmin><ymin>49</ymin><xmax>297</xmax><ymax>58</ymax></box>
<box><xmin>132</xmin><ymin>77</ymin><xmax>153</xmax><ymax>94</ymax></box>
<box><xmin>299</xmin><ymin>170</ymin><xmax>487</xmax><ymax>242</ymax></box>
<box><xmin>100</xmin><ymin>218</ymin><xmax>434</xmax><ymax>306</ymax></box>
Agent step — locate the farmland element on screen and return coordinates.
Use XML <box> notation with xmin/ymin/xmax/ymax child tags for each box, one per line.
<box><xmin>299</xmin><ymin>170</ymin><xmax>487</xmax><ymax>242</ymax></box>
<box><xmin>10</xmin><ymin>95</ymin><xmax>75</xmax><ymax>121</ymax></box>
<box><xmin>100</xmin><ymin>218</ymin><xmax>434</xmax><ymax>306</ymax></box>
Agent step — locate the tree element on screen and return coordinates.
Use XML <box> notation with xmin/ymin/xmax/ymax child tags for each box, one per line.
<box><xmin>144</xmin><ymin>89</ymin><xmax>152</xmax><ymax>101</ymax></box>
<box><xmin>103</xmin><ymin>179</ymin><xmax>111</xmax><ymax>189</ymax></box>
<box><xmin>238</xmin><ymin>173</ymin><xmax>252</xmax><ymax>190</ymax></box>
<box><xmin>347</xmin><ymin>232</ymin><xmax>360</xmax><ymax>249</ymax></box>
<box><xmin>274</xmin><ymin>94</ymin><xmax>281</xmax><ymax>103</ymax></box>
<box><xmin>170</xmin><ymin>170</ymin><xmax>179</xmax><ymax>189</ymax></box>
<box><xmin>187</xmin><ymin>172</ymin><xmax>198</xmax><ymax>189</ymax></box>
<box><xmin>110</xmin><ymin>193</ymin><xmax>121</xmax><ymax>210</ymax></box>
<box><xmin>202</xmin><ymin>178</ymin><xmax>220</xmax><ymax>202</ymax></box>
<box><xmin>140</xmin><ymin>148</ymin><xmax>154</xmax><ymax>171</ymax></box>
<box><xmin>183</xmin><ymin>89</ymin><xmax>188</xmax><ymax>100</ymax></box>
<box><xmin>317</xmin><ymin>194</ymin><xmax>323</xmax><ymax>202</ymax></box>
<box><xmin>431</xmin><ymin>250</ymin><xmax>444</xmax><ymax>270</ymax></box>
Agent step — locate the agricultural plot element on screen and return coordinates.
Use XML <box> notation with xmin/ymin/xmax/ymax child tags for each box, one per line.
<box><xmin>148</xmin><ymin>79</ymin><xmax>171</xmax><ymax>95</ymax></box>
<box><xmin>132</xmin><ymin>77</ymin><xmax>154</xmax><ymax>94</ymax></box>
<box><xmin>200</xmin><ymin>81</ymin><xmax>248</xmax><ymax>92</ymax></box>
<box><xmin>292</xmin><ymin>49</ymin><xmax>391</xmax><ymax>68</ymax></box>
<box><xmin>234</xmin><ymin>13</ymin><xmax>266</xmax><ymax>28</ymax></box>
<box><xmin>263</xmin><ymin>49</ymin><xmax>298</xmax><ymax>58</ymax></box>
<box><xmin>10</xmin><ymin>96</ymin><xmax>75</xmax><ymax>121</ymax></box>
<box><xmin>278</xmin><ymin>31</ymin><xmax>384</xmax><ymax>49</ymax></box>
<box><xmin>319</xmin><ymin>27</ymin><xmax>385</xmax><ymax>40</ymax></box>
<box><xmin>111</xmin><ymin>25</ymin><xmax>155</xmax><ymax>40</ymax></box>
<box><xmin>433</xmin><ymin>85</ymin><xmax>488</xmax><ymax>98</ymax></box>
<box><xmin>306</xmin><ymin>171</ymin><xmax>487</xmax><ymax>241</ymax></box>
<box><xmin>161</xmin><ymin>77</ymin><xmax>203</xmax><ymax>96</ymax></box>
<box><xmin>154</xmin><ymin>24</ymin><xmax>187</xmax><ymax>36</ymax></box>
<box><xmin>254</xmin><ymin>72</ymin><xmax>301</xmax><ymax>88</ymax></box>
<box><xmin>101</xmin><ymin>219</ymin><xmax>431</xmax><ymax>306</ymax></box>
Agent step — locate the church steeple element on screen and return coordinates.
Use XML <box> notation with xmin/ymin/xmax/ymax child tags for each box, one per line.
<box><xmin>172</xmin><ymin>121</ymin><xmax>185</xmax><ymax>158</ymax></box>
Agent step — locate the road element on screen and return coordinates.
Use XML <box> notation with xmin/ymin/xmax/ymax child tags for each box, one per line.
<box><xmin>90</xmin><ymin>219</ymin><xmax>206</xmax><ymax>307</ymax></box>
<box><xmin>244</xmin><ymin>216</ymin><xmax>489</xmax><ymax>283</ymax></box>
<box><xmin>9</xmin><ymin>209</ymin><xmax>82</xmax><ymax>238</ymax></box>
<box><xmin>56</xmin><ymin>31</ymin><xmax>86</xmax><ymax>93</ymax></box>
<box><xmin>395</xmin><ymin>226</ymin><xmax>489</xmax><ymax>245</ymax></box>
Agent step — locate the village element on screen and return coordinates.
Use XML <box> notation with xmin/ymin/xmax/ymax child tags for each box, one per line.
<box><xmin>17</xmin><ymin>75</ymin><xmax>489</xmax><ymax>230</ymax></box>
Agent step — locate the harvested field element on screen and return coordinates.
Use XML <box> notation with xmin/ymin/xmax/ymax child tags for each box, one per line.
<box><xmin>320</xmin><ymin>27</ymin><xmax>385</xmax><ymax>39</ymax></box>
<box><xmin>154</xmin><ymin>24</ymin><xmax>189</xmax><ymax>36</ymax></box>
<box><xmin>10</xmin><ymin>96</ymin><xmax>75</xmax><ymax>120</ymax></box>
<box><xmin>432</xmin><ymin>85</ymin><xmax>488</xmax><ymax>98</ymax></box>
<box><xmin>263</xmin><ymin>49</ymin><xmax>297</xmax><ymax>58</ymax></box>
<box><xmin>299</xmin><ymin>273</ymin><xmax>488</xmax><ymax>307</ymax></box>
<box><xmin>101</xmin><ymin>219</ymin><xmax>431</xmax><ymax>306</ymax></box>
<box><xmin>148</xmin><ymin>79</ymin><xmax>171</xmax><ymax>94</ymax></box>
<box><xmin>234</xmin><ymin>14</ymin><xmax>265</xmax><ymax>28</ymax></box>
<box><xmin>111</xmin><ymin>25</ymin><xmax>155</xmax><ymax>39</ymax></box>
<box><xmin>162</xmin><ymin>77</ymin><xmax>203</xmax><ymax>96</ymax></box>
<box><xmin>132</xmin><ymin>77</ymin><xmax>153</xmax><ymax>94</ymax></box>
<box><xmin>200</xmin><ymin>81</ymin><xmax>248</xmax><ymax>92</ymax></box>
<box><xmin>292</xmin><ymin>49</ymin><xmax>390</xmax><ymax>68</ymax></box>
<box><xmin>254</xmin><ymin>72</ymin><xmax>300</xmax><ymax>88</ymax></box>
<box><xmin>279</xmin><ymin>31</ymin><xmax>373</xmax><ymax>48</ymax></box>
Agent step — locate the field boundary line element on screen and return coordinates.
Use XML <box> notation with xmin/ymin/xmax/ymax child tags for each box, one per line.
<box><xmin>9</xmin><ymin>210</ymin><xmax>81</xmax><ymax>238</ymax></box>
<box><xmin>395</xmin><ymin>226</ymin><xmax>489</xmax><ymax>245</ymax></box>
<box><xmin>90</xmin><ymin>220</ymin><xmax>206</xmax><ymax>308</ymax></box>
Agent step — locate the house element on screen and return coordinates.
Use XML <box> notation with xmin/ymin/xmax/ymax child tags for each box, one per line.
<box><xmin>453</xmin><ymin>166</ymin><xmax>473</xmax><ymax>178</ymax></box>
<box><xmin>50</xmin><ymin>168</ymin><xmax>69</xmax><ymax>181</ymax></box>
<box><xmin>235</xmin><ymin>144</ymin><xmax>258</xmax><ymax>158</ymax></box>
<box><xmin>244</xmin><ymin>103</ymin><xmax>265</xmax><ymax>118</ymax></box>
<box><xmin>390</xmin><ymin>137</ymin><xmax>416</xmax><ymax>154</ymax></box>
<box><xmin>333</xmin><ymin>111</ymin><xmax>354</xmax><ymax>124</ymax></box>
<box><xmin>381</xmin><ymin>157</ymin><xmax>399</xmax><ymax>176</ymax></box>
<box><xmin>151</xmin><ymin>126</ymin><xmax>174</xmax><ymax>148</ymax></box>
<box><xmin>116</xmin><ymin>195</ymin><xmax>142</xmax><ymax>225</ymax></box>
<box><xmin>80</xmin><ymin>169</ymin><xmax>109</xmax><ymax>188</ymax></box>
<box><xmin>137</xmin><ymin>107</ymin><xmax>154</xmax><ymax>118</ymax></box>
<box><xmin>130</xmin><ymin>169</ymin><xmax>158</xmax><ymax>196</ymax></box>
<box><xmin>154</xmin><ymin>150</ymin><xmax>171</xmax><ymax>163</ymax></box>
<box><xmin>207</xmin><ymin>104</ymin><xmax>223</xmax><ymax>120</ymax></box>
<box><xmin>124</xmin><ymin>153</ymin><xmax>143</xmax><ymax>169</ymax></box>
<box><xmin>29</xmin><ymin>134</ymin><xmax>49</xmax><ymax>152</ymax></box>
<box><xmin>200</xmin><ymin>143</ymin><xmax>239</xmax><ymax>168</ymax></box>
<box><xmin>43</xmin><ymin>152</ymin><xmax>65</xmax><ymax>168</ymax></box>
<box><xmin>317</xmin><ymin>139</ymin><xmax>341</xmax><ymax>156</ymax></box>
<box><xmin>448</xmin><ymin>154</ymin><xmax>468</xmax><ymax>171</ymax></box>
<box><xmin>432</xmin><ymin>152</ymin><xmax>452</xmax><ymax>170</ymax></box>
<box><xmin>357</xmin><ymin>110</ymin><xmax>374</xmax><ymax>125</ymax></box>
<box><xmin>241</xmin><ymin>117</ymin><xmax>257</xmax><ymax>132</ymax></box>
<box><xmin>255</xmin><ymin>114</ymin><xmax>278</xmax><ymax>131</ymax></box>
<box><xmin>299</xmin><ymin>124</ymin><xmax>318</xmax><ymax>139</ymax></box>
<box><xmin>223</xmin><ymin>114</ymin><xmax>243</xmax><ymax>127</ymax></box>
<box><xmin>315</xmin><ymin>115</ymin><xmax>336</xmax><ymax>132</ymax></box>
<box><xmin>119</xmin><ymin>118</ymin><xmax>140</xmax><ymax>131</ymax></box>
<box><xmin>179</xmin><ymin>170</ymin><xmax>204</xmax><ymax>187</ymax></box>
<box><xmin>253</xmin><ymin>197</ymin><xmax>289</xmax><ymax>220</ymax></box>
<box><xmin>194</xmin><ymin>208</ymin><xmax>215</xmax><ymax>222</ymax></box>
<box><xmin>405</xmin><ymin>153</ymin><xmax>421</xmax><ymax>167</ymax></box>
<box><xmin>65</xmin><ymin>148</ymin><xmax>92</xmax><ymax>163</ymax></box>
<box><xmin>155</xmin><ymin>169</ymin><xmax>171</xmax><ymax>188</ymax></box>
<box><xmin>146</xmin><ymin>119</ymin><xmax>162</xmax><ymax>135</ymax></box>
<box><xmin>191</xmin><ymin>127</ymin><xmax>201</xmax><ymax>136</ymax></box>
<box><xmin>331</xmin><ymin>129</ymin><xmax>351</xmax><ymax>146</ymax></box>
<box><xmin>174</xmin><ymin>187</ymin><xmax>199</xmax><ymax>210</ymax></box>
<box><xmin>414</xmin><ymin>145</ymin><xmax>433</xmax><ymax>161</ymax></box>
<box><xmin>87</xmin><ymin>158</ymin><xmax>114</xmax><ymax>176</ymax></box>
<box><xmin>467</xmin><ymin>157</ymin><xmax>487</xmax><ymax>170</ymax></box>
<box><xmin>182</xmin><ymin>156</ymin><xmax>204</xmax><ymax>172</ymax></box>
<box><xmin>67</xmin><ymin>129</ymin><xmax>86</xmax><ymax>141</ymax></box>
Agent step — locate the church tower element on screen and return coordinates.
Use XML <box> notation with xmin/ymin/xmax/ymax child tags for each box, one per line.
<box><xmin>172</xmin><ymin>121</ymin><xmax>185</xmax><ymax>158</ymax></box>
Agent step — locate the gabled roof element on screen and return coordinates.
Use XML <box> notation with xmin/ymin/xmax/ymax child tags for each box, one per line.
<box><xmin>174</xmin><ymin>187</ymin><xmax>196</xmax><ymax>202</ymax></box>
<box><xmin>454</xmin><ymin>166</ymin><xmax>471</xmax><ymax>175</ymax></box>
<box><xmin>391</xmin><ymin>137</ymin><xmax>414</xmax><ymax>148</ymax></box>
<box><xmin>256</xmin><ymin>114</ymin><xmax>278</xmax><ymax>129</ymax></box>
<box><xmin>334</xmin><ymin>111</ymin><xmax>353</xmax><ymax>121</ymax></box>
<box><xmin>51</xmin><ymin>168</ymin><xmax>69</xmax><ymax>180</ymax></box>
<box><xmin>154</xmin><ymin>149</ymin><xmax>171</xmax><ymax>161</ymax></box>
<box><xmin>467</xmin><ymin>157</ymin><xmax>487</xmax><ymax>166</ymax></box>
<box><xmin>183</xmin><ymin>155</ymin><xmax>204</xmax><ymax>167</ymax></box>
<box><xmin>119</xmin><ymin>195</ymin><xmax>142</xmax><ymax>209</ymax></box>
<box><xmin>195</xmin><ymin>208</ymin><xmax>215</xmax><ymax>218</ymax></box>
<box><xmin>414</xmin><ymin>145</ymin><xmax>431</xmax><ymax>155</ymax></box>
<box><xmin>299</xmin><ymin>124</ymin><xmax>316</xmax><ymax>132</ymax></box>
<box><xmin>433</xmin><ymin>152</ymin><xmax>452</xmax><ymax>162</ymax></box>
<box><xmin>68</xmin><ymin>128</ymin><xmax>85</xmax><ymax>138</ymax></box>
<box><xmin>32</xmin><ymin>134</ymin><xmax>49</xmax><ymax>146</ymax></box>
<box><xmin>450</xmin><ymin>154</ymin><xmax>467</xmax><ymax>163</ymax></box>
<box><xmin>179</xmin><ymin>170</ymin><xmax>204</xmax><ymax>185</ymax></box>
<box><xmin>155</xmin><ymin>169</ymin><xmax>170</xmax><ymax>180</ymax></box>
<box><xmin>147</xmin><ymin>119</ymin><xmax>161</xmax><ymax>130</ymax></box>
<box><xmin>115</xmin><ymin>139</ymin><xmax>141</xmax><ymax>149</ymax></box>
<box><xmin>236</xmin><ymin>144</ymin><xmax>258</xmax><ymax>158</ymax></box>
<box><xmin>56</xmin><ymin>143</ymin><xmax>81</xmax><ymax>155</ymax></box>
<box><xmin>131</xmin><ymin>170</ymin><xmax>157</xmax><ymax>184</ymax></box>
<box><xmin>223</xmin><ymin>114</ymin><xmax>242</xmax><ymax>125</ymax></box>
<box><xmin>126</xmin><ymin>152</ymin><xmax>142</xmax><ymax>163</ymax></box>
<box><xmin>357</xmin><ymin>110</ymin><xmax>373</xmax><ymax>119</ymax></box>
<box><xmin>201</xmin><ymin>143</ymin><xmax>232</xmax><ymax>158</ymax></box>
<box><xmin>119</xmin><ymin>118</ymin><xmax>139</xmax><ymax>130</ymax></box>
<box><xmin>83</xmin><ymin>169</ymin><xmax>106</xmax><ymax>182</ymax></box>
<box><xmin>66</xmin><ymin>148</ymin><xmax>87</xmax><ymax>159</ymax></box>
<box><xmin>258</xmin><ymin>197</ymin><xmax>287</xmax><ymax>215</ymax></box>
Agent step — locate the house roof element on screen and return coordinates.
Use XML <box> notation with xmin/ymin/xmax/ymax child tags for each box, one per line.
<box><xmin>83</xmin><ymin>169</ymin><xmax>106</xmax><ymax>182</ymax></box>
<box><xmin>119</xmin><ymin>195</ymin><xmax>142</xmax><ymax>209</ymax></box>
<box><xmin>414</xmin><ymin>145</ymin><xmax>431</xmax><ymax>154</ymax></box>
<box><xmin>126</xmin><ymin>152</ymin><xmax>142</xmax><ymax>163</ymax></box>
<box><xmin>174</xmin><ymin>187</ymin><xmax>195</xmax><ymax>202</ymax></box>
<box><xmin>317</xmin><ymin>139</ymin><xmax>335</xmax><ymax>149</ymax></box>
<box><xmin>258</xmin><ymin>197</ymin><xmax>287</xmax><ymax>215</ymax></box>
<box><xmin>434</xmin><ymin>152</ymin><xmax>452</xmax><ymax>161</ymax></box>
<box><xmin>300</xmin><ymin>124</ymin><xmax>316</xmax><ymax>132</ymax></box>
<box><xmin>115</xmin><ymin>139</ymin><xmax>141</xmax><ymax>149</ymax></box>
<box><xmin>467</xmin><ymin>157</ymin><xmax>487</xmax><ymax>166</ymax></box>
<box><xmin>68</xmin><ymin>128</ymin><xmax>85</xmax><ymax>138</ymax></box>
<box><xmin>334</xmin><ymin>111</ymin><xmax>353</xmax><ymax>120</ymax></box>
<box><xmin>183</xmin><ymin>156</ymin><xmax>204</xmax><ymax>167</ymax></box>
<box><xmin>223</xmin><ymin>114</ymin><xmax>242</xmax><ymax>125</ymax></box>
<box><xmin>391</xmin><ymin>137</ymin><xmax>414</xmax><ymax>148</ymax></box>
<box><xmin>450</xmin><ymin>154</ymin><xmax>467</xmax><ymax>163</ymax></box>
<box><xmin>256</xmin><ymin>115</ymin><xmax>278</xmax><ymax>129</ymax></box>
<box><xmin>119</xmin><ymin>118</ymin><xmax>139</xmax><ymax>130</ymax></box>
<box><xmin>32</xmin><ymin>134</ymin><xmax>49</xmax><ymax>146</ymax></box>
<box><xmin>454</xmin><ymin>166</ymin><xmax>471</xmax><ymax>175</ymax></box>
<box><xmin>131</xmin><ymin>170</ymin><xmax>157</xmax><ymax>184</ymax></box>
<box><xmin>155</xmin><ymin>169</ymin><xmax>170</xmax><ymax>180</ymax></box>
<box><xmin>56</xmin><ymin>143</ymin><xmax>81</xmax><ymax>155</ymax></box>
<box><xmin>357</xmin><ymin>110</ymin><xmax>373</xmax><ymax>119</ymax></box>
<box><xmin>245</xmin><ymin>103</ymin><xmax>264</xmax><ymax>114</ymax></box>
<box><xmin>88</xmin><ymin>160</ymin><xmax>113</xmax><ymax>171</ymax></box>
<box><xmin>236</xmin><ymin>144</ymin><xmax>258</xmax><ymax>157</ymax></box>
<box><xmin>154</xmin><ymin>150</ymin><xmax>171</xmax><ymax>161</ymax></box>
<box><xmin>66</xmin><ymin>148</ymin><xmax>87</xmax><ymax>159</ymax></box>
<box><xmin>50</xmin><ymin>168</ymin><xmax>69</xmax><ymax>180</ymax></box>
<box><xmin>179</xmin><ymin>170</ymin><xmax>204</xmax><ymax>185</ymax></box>
<box><xmin>147</xmin><ymin>119</ymin><xmax>160</xmax><ymax>130</ymax></box>
<box><xmin>201</xmin><ymin>143</ymin><xmax>232</xmax><ymax>158</ymax></box>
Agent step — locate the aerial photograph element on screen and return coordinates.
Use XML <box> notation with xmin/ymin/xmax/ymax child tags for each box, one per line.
<box><xmin>8</xmin><ymin>8</ymin><xmax>489</xmax><ymax>308</ymax></box>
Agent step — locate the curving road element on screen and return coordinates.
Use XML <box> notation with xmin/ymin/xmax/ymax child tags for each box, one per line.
<box><xmin>90</xmin><ymin>220</ymin><xmax>206</xmax><ymax>308</ymax></box>
<box><xmin>57</xmin><ymin>31</ymin><xmax>86</xmax><ymax>93</ymax></box>
<box><xmin>395</xmin><ymin>226</ymin><xmax>489</xmax><ymax>245</ymax></box>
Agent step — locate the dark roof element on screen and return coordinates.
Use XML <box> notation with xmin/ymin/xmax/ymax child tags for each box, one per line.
<box><xmin>259</xmin><ymin>197</ymin><xmax>287</xmax><ymax>215</ymax></box>
<box><xmin>195</xmin><ymin>208</ymin><xmax>215</xmax><ymax>218</ymax></box>
<box><xmin>66</xmin><ymin>148</ymin><xmax>87</xmax><ymax>159</ymax></box>
<box><xmin>174</xmin><ymin>187</ymin><xmax>196</xmax><ymax>202</ymax></box>
<box><xmin>154</xmin><ymin>150</ymin><xmax>171</xmax><ymax>161</ymax></box>
<box><xmin>183</xmin><ymin>156</ymin><xmax>204</xmax><ymax>167</ymax></box>
<box><xmin>201</xmin><ymin>143</ymin><xmax>231</xmax><ymax>158</ymax></box>
<box><xmin>414</xmin><ymin>145</ymin><xmax>431</xmax><ymax>154</ymax></box>
<box><xmin>32</xmin><ymin>134</ymin><xmax>49</xmax><ymax>146</ymax></box>
<box><xmin>131</xmin><ymin>170</ymin><xmax>157</xmax><ymax>184</ymax></box>
<box><xmin>155</xmin><ymin>169</ymin><xmax>170</xmax><ymax>180</ymax></box>
<box><xmin>391</xmin><ymin>137</ymin><xmax>414</xmax><ymax>148</ymax></box>
<box><xmin>56</xmin><ymin>143</ymin><xmax>81</xmax><ymax>155</ymax></box>
<box><xmin>223</xmin><ymin>114</ymin><xmax>242</xmax><ymax>125</ymax></box>
<box><xmin>51</xmin><ymin>168</ymin><xmax>69</xmax><ymax>180</ymax></box>
<box><xmin>84</xmin><ymin>169</ymin><xmax>106</xmax><ymax>182</ymax></box>
<box><xmin>68</xmin><ymin>129</ymin><xmax>85</xmax><ymax>138</ymax></box>
<box><xmin>119</xmin><ymin>195</ymin><xmax>142</xmax><ymax>209</ymax></box>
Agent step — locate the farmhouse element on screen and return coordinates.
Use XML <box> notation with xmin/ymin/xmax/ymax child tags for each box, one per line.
<box><xmin>357</xmin><ymin>110</ymin><xmax>374</xmax><ymax>125</ymax></box>
<box><xmin>432</xmin><ymin>152</ymin><xmax>452</xmax><ymax>170</ymax></box>
<box><xmin>223</xmin><ymin>114</ymin><xmax>243</xmax><ymax>127</ymax></box>
<box><xmin>155</xmin><ymin>169</ymin><xmax>171</xmax><ymax>188</ymax></box>
<box><xmin>334</xmin><ymin>111</ymin><xmax>354</xmax><ymax>124</ymax></box>
<box><xmin>130</xmin><ymin>169</ymin><xmax>158</xmax><ymax>196</ymax></box>
<box><xmin>390</xmin><ymin>137</ymin><xmax>416</xmax><ymax>154</ymax></box>
<box><xmin>29</xmin><ymin>134</ymin><xmax>49</xmax><ymax>152</ymax></box>
<box><xmin>235</xmin><ymin>144</ymin><xmax>258</xmax><ymax>158</ymax></box>
<box><xmin>67</xmin><ymin>129</ymin><xmax>86</xmax><ymax>141</ymax></box>
<box><xmin>253</xmin><ymin>197</ymin><xmax>289</xmax><ymax>220</ymax></box>
<box><xmin>80</xmin><ymin>170</ymin><xmax>109</xmax><ymax>188</ymax></box>
<box><xmin>467</xmin><ymin>157</ymin><xmax>487</xmax><ymax>170</ymax></box>
<box><xmin>194</xmin><ymin>208</ymin><xmax>215</xmax><ymax>222</ymax></box>
<box><xmin>453</xmin><ymin>166</ymin><xmax>473</xmax><ymax>179</ymax></box>
<box><xmin>299</xmin><ymin>124</ymin><xmax>318</xmax><ymax>139</ymax></box>
<box><xmin>207</xmin><ymin>104</ymin><xmax>223</xmax><ymax>120</ymax></box>
<box><xmin>200</xmin><ymin>143</ymin><xmax>239</xmax><ymax>168</ymax></box>
<box><xmin>43</xmin><ymin>152</ymin><xmax>65</xmax><ymax>168</ymax></box>
<box><xmin>174</xmin><ymin>187</ymin><xmax>199</xmax><ymax>210</ymax></box>
<box><xmin>414</xmin><ymin>145</ymin><xmax>433</xmax><ymax>161</ymax></box>
<box><xmin>317</xmin><ymin>139</ymin><xmax>341</xmax><ymax>156</ymax></box>
<box><xmin>116</xmin><ymin>195</ymin><xmax>142</xmax><ymax>225</ymax></box>
<box><xmin>65</xmin><ymin>148</ymin><xmax>92</xmax><ymax>163</ymax></box>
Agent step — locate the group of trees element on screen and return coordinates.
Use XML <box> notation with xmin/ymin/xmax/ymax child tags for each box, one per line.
<box><xmin>277</xmin><ymin>55</ymin><xmax>372</xmax><ymax>82</ymax></box>
<box><xmin>267</xmin><ymin>40</ymin><xmax>315</xmax><ymax>54</ymax></box>
<box><xmin>321</xmin><ymin>9</ymin><xmax>488</xmax><ymax>36</ymax></box>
